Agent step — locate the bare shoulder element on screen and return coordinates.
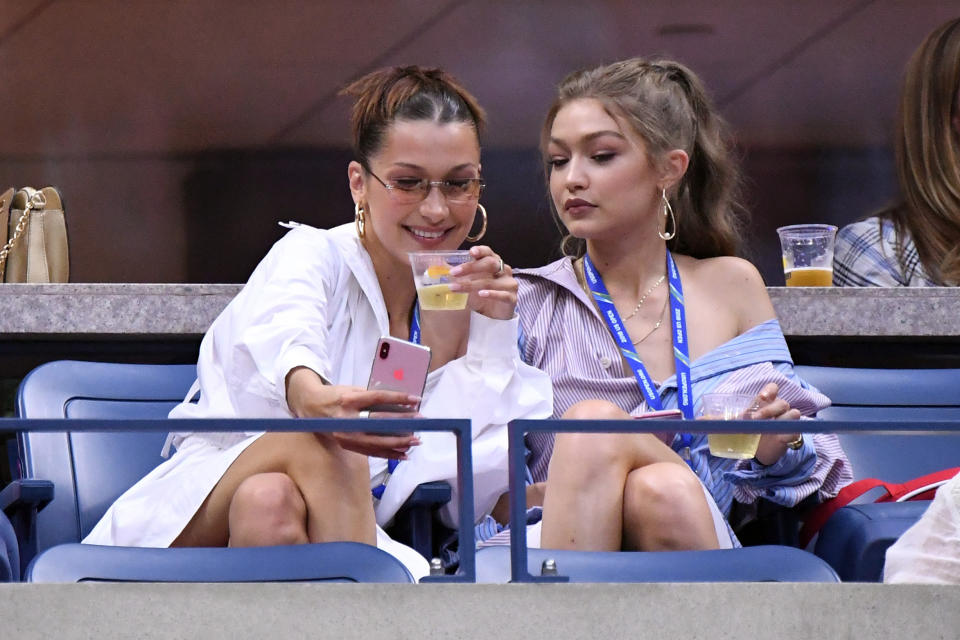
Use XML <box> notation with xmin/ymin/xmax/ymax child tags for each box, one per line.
<box><xmin>676</xmin><ymin>255</ymin><xmax>775</xmax><ymax>332</ymax></box>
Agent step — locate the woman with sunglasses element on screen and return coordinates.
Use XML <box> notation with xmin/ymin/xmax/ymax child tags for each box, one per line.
<box><xmin>515</xmin><ymin>58</ymin><xmax>851</xmax><ymax>551</ymax></box>
<box><xmin>84</xmin><ymin>66</ymin><xmax>552</xmax><ymax>579</ymax></box>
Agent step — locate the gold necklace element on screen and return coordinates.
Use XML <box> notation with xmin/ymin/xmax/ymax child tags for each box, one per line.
<box><xmin>622</xmin><ymin>273</ymin><xmax>666</xmax><ymax>320</ymax></box>
<box><xmin>631</xmin><ymin>293</ymin><xmax>669</xmax><ymax>346</ymax></box>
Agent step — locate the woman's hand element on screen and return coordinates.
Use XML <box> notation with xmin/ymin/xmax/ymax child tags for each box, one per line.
<box><xmin>448</xmin><ymin>245</ymin><xmax>517</xmax><ymax>320</ymax></box>
<box><xmin>285</xmin><ymin>366</ymin><xmax>421</xmax><ymax>459</ymax></box>
<box><xmin>749</xmin><ymin>382</ymin><xmax>803</xmax><ymax>465</ymax></box>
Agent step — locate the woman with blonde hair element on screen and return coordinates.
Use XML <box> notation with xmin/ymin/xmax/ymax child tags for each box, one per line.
<box><xmin>515</xmin><ymin>58</ymin><xmax>851</xmax><ymax>551</ymax></box>
<box><xmin>834</xmin><ymin>17</ymin><xmax>960</xmax><ymax>286</ymax></box>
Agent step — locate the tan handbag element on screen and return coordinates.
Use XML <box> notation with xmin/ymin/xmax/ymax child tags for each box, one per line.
<box><xmin>0</xmin><ymin>186</ymin><xmax>69</xmax><ymax>283</ymax></box>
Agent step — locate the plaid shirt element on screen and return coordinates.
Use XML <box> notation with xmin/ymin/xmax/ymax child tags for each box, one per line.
<box><xmin>833</xmin><ymin>217</ymin><xmax>936</xmax><ymax>286</ymax></box>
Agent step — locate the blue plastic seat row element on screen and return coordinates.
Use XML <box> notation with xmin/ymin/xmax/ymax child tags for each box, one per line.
<box><xmin>0</xmin><ymin>359</ymin><xmax>864</xmax><ymax>583</ymax></box>
<box><xmin>795</xmin><ymin>365</ymin><xmax>960</xmax><ymax>582</ymax></box>
<box><xmin>2</xmin><ymin>360</ymin><xmax>456</xmax><ymax>583</ymax></box>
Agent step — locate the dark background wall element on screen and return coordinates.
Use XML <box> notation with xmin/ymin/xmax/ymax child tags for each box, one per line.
<box><xmin>0</xmin><ymin>1</ymin><xmax>948</xmax><ymax>286</ymax></box>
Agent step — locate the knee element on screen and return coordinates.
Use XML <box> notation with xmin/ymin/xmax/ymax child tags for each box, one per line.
<box><xmin>622</xmin><ymin>463</ymin><xmax>719</xmax><ymax>550</ymax></box>
<box><xmin>550</xmin><ymin>431</ymin><xmax>632</xmax><ymax>481</ymax></box>
<box><xmin>229</xmin><ymin>472</ymin><xmax>308</xmax><ymax>546</ymax></box>
<box><xmin>624</xmin><ymin>463</ymin><xmax>704</xmax><ymax>520</ymax></box>
<box><xmin>562</xmin><ymin>398</ymin><xmax>629</xmax><ymax>420</ymax></box>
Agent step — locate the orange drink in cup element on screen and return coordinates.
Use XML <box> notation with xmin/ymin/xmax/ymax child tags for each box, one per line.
<box><xmin>698</xmin><ymin>393</ymin><xmax>761</xmax><ymax>459</ymax></box>
<box><xmin>409</xmin><ymin>251</ymin><xmax>472</xmax><ymax>310</ymax></box>
<box><xmin>776</xmin><ymin>224</ymin><xmax>837</xmax><ymax>286</ymax></box>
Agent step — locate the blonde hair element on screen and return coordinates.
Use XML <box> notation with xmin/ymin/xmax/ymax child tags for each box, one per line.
<box><xmin>541</xmin><ymin>57</ymin><xmax>745</xmax><ymax>259</ymax></box>
<box><xmin>880</xmin><ymin>17</ymin><xmax>960</xmax><ymax>285</ymax></box>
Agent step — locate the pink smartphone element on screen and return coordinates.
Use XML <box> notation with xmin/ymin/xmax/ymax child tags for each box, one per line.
<box><xmin>365</xmin><ymin>336</ymin><xmax>432</xmax><ymax>412</ymax></box>
<box><xmin>633</xmin><ymin>409</ymin><xmax>684</xmax><ymax>420</ymax></box>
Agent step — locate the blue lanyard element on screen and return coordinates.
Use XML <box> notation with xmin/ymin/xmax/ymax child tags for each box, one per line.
<box><xmin>583</xmin><ymin>251</ymin><xmax>696</xmax><ymax>461</ymax></box>
<box><xmin>371</xmin><ymin>304</ymin><xmax>421</xmax><ymax>500</ymax></box>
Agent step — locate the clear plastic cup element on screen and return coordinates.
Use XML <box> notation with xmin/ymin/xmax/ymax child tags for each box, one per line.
<box><xmin>408</xmin><ymin>250</ymin><xmax>473</xmax><ymax>311</ymax></box>
<box><xmin>697</xmin><ymin>392</ymin><xmax>760</xmax><ymax>459</ymax></box>
<box><xmin>776</xmin><ymin>224</ymin><xmax>838</xmax><ymax>286</ymax></box>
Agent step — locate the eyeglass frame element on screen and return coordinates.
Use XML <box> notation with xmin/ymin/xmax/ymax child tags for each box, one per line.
<box><xmin>362</xmin><ymin>165</ymin><xmax>486</xmax><ymax>204</ymax></box>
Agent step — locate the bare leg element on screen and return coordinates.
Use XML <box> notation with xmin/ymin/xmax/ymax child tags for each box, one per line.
<box><xmin>540</xmin><ymin>399</ymin><xmax>687</xmax><ymax>550</ymax></box>
<box><xmin>621</xmin><ymin>462</ymin><xmax>720</xmax><ymax>550</ymax></box>
<box><xmin>172</xmin><ymin>432</ymin><xmax>375</xmax><ymax>548</ymax></box>
<box><xmin>227</xmin><ymin>473</ymin><xmax>309</xmax><ymax>547</ymax></box>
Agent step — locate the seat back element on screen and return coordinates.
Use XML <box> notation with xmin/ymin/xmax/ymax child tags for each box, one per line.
<box><xmin>15</xmin><ymin>360</ymin><xmax>196</xmax><ymax>551</ymax></box>
<box><xmin>794</xmin><ymin>365</ymin><xmax>960</xmax><ymax>482</ymax></box>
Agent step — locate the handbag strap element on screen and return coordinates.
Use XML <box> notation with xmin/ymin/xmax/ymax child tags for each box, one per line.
<box><xmin>0</xmin><ymin>189</ymin><xmax>46</xmax><ymax>280</ymax></box>
<box><xmin>799</xmin><ymin>467</ymin><xmax>960</xmax><ymax>547</ymax></box>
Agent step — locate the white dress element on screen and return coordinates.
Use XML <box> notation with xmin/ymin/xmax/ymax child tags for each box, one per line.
<box><xmin>83</xmin><ymin>222</ymin><xmax>554</xmax><ymax>579</ymax></box>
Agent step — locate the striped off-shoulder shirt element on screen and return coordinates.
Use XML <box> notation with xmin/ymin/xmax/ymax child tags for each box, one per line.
<box><xmin>515</xmin><ymin>257</ymin><xmax>852</xmax><ymax>521</ymax></box>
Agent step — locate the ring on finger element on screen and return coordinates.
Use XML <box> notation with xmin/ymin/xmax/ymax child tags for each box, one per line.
<box><xmin>494</xmin><ymin>257</ymin><xmax>505</xmax><ymax>277</ymax></box>
<box><xmin>357</xmin><ymin>410</ymin><xmax>370</xmax><ymax>419</ymax></box>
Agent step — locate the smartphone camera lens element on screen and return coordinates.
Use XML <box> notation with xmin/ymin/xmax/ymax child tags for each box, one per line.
<box><xmin>379</xmin><ymin>343</ymin><xmax>390</xmax><ymax>359</ymax></box>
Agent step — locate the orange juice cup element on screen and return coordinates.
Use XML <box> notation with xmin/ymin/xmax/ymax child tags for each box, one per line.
<box><xmin>776</xmin><ymin>224</ymin><xmax>837</xmax><ymax>286</ymax></box>
<box><xmin>409</xmin><ymin>251</ymin><xmax>473</xmax><ymax>311</ymax></box>
<box><xmin>697</xmin><ymin>392</ymin><xmax>761</xmax><ymax>459</ymax></box>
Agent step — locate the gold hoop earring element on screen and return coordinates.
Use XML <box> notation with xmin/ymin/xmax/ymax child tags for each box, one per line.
<box><xmin>355</xmin><ymin>202</ymin><xmax>366</xmax><ymax>239</ymax></box>
<box><xmin>658</xmin><ymin>188</ymin><xmax>676</xmax><ymax>241</ymax></box>
<box><xmin>466</xmin><ymin>203</ymin><xmax>487</xmax><ymax>242</ymax></box>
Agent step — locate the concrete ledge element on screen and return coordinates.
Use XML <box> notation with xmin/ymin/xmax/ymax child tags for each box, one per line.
<box><xmin>0</xmin><ymin>582</ymin><xmax>957</xmax><ymax>639</ymax></box>
<box><xmin>3</xmin><ymin>284</ymin><xmax>960</xmax><ymax>338</ymax></box>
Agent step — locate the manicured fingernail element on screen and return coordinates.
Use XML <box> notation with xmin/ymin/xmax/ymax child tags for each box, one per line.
<box><xmin>478</xmin><ymin>290</ymin><xmax>490</xmax><ymax>297</ymax></box>
<box><xmin>450</xmin><ymin>265</ymin><xmax>464</xmax><ymax>275</ymax></box>
<box><xmin>448</xmin><ymin>282</ymin><xmax>463</xmax><ymax>291</ymax></box>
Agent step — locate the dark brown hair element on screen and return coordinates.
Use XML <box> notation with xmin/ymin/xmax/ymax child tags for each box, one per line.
<box><xmin>339</xmin><ymin>66</ymin><xmax>486</xmax><ymax>168</ymax></box>
<box><xmin>878</xmin><ymin>17</ymin><xmax>960</xmax><ymax>285</ymax></box>
<box><xmin>541</xmin><ymin>57</ymin><xmax>745</xmax><ymax>259</ymax></box>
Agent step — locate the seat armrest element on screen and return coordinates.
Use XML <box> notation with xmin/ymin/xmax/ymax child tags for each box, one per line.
<box><xmin>0</xmin><ymin>480</ymin><xmax>55</xmax><ymax>514</ymax></box>
<box><xmin>398</xmin><ymin>481</ymin><xmax>452</xmax><ymax>510</ymax></box>
<box><xmin>388</xmin><ymin>481</ymin><xmax>452</xmax><ymax>562</ymax></box>
<box><xmin>1</xmin><ymin>479</ymin><xmax>55</xmax><ymax>579</ymax></box>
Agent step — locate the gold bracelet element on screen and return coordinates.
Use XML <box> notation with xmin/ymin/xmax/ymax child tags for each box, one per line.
<box><xmin>785</xmin><ymin>434</ymin><xmax>804</xmax><ymax>450</ymax></box>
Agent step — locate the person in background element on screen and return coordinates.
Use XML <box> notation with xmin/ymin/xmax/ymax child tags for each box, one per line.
<box><xmin>83</xmin><ymin>66</ymin><xmax>552</xmax><ymax>579</ymax></box>
<box><xmin>834</xmin><ymin>17</ymin><xmax>960</xmax><ymax>287</ymax></box>
<box><xmin>885</xmin><ymin>472</ymin><xmax>960</xmax><ymax>584</ymax></box>
<box><xmin>514</xmin><ymin>58</ymin><xmax>851</xmax><ymax>551</ymax></box>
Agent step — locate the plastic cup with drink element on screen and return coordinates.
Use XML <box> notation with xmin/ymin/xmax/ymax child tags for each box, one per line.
<box><xmin>409</xmin><ymin>250</ymin><xmax>473</xmax><ymax>310</ymax></box>
<box><xmin>776</xmin><ymin>224</ymin><xmax>837</xmax><ymax>286</ymax></box>
<box><xmin>697</xmin><ymin>392</ymin><xmax>761</xmax><ymax>459</ymax></box>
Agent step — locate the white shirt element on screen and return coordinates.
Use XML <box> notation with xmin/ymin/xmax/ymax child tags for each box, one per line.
<box><xmin>167</xmin><ymin>222</ymin><xmax>554</xmax><ymax>527</ymax></box>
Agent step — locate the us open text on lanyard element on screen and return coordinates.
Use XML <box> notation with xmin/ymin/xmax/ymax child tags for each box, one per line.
<box><xmin>583</xmin><ymin>251</ymin><xmax>696</xmax><ymax>466</ymax></box>
<box><xmin>371</xmin><ymin>305</ymin><xmax>421</xmax><ymax>500</ymax></box>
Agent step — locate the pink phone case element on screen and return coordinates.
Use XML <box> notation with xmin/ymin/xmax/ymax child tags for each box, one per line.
<box><xmin>633</xmin><ymin>409</ymin><xmax>684</xmax><ymax>420</ymax></box>
<box><xmin>366</xmin><ymin>336</ymin><xmax>432</xmax><ymax>412</ymax></box>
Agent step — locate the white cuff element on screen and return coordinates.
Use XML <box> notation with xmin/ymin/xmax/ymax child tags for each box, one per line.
<box><xmin>466</xmin><ymin>311</ymin><xmax>521</xmax><ymax>360</ymax></box>
<box><xmin>275</xmin><ymin>345</ymin><xmax>331</xmax><ymax>401</ymax></box>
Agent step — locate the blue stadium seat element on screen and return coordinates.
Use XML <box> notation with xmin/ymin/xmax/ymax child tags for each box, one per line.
<box><xmin>27</xmin><ymin>542</ymin><xmax>412</xmax><ymax>583</ymax></box>
<box><xmin>1</xmin><ymin>359</ymin><xmax>440</xmax><ymax>582</ymax></box>
<box><xmin>794</xmin><ymin>365</ymin><xmax>960</xmax><ymax>581</ymax></box>
<box><xmin>475</xmin><ymin>545</ymin><xmax>840</xmax><ymax>583</ymax></box>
